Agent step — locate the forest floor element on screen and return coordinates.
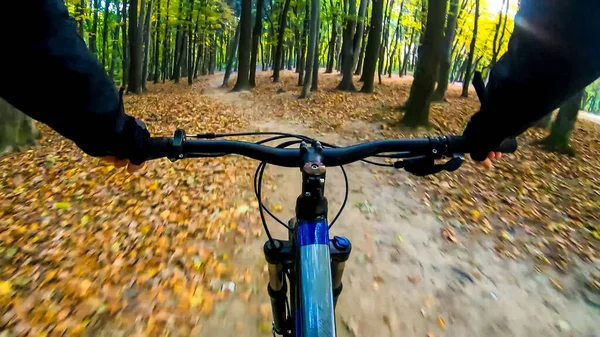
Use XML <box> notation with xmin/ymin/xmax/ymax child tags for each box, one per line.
<box><xmin>0</xmin><ymin>71</ymin><xmax>599</xmax><ymax>337</ymax></box>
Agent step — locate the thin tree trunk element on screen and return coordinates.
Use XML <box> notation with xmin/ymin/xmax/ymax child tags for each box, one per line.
<box><xmin>161</xmin><ymin>0</ymin><xmax>170</xmax><ymax>82</ymax></box>
<box><xmin>101</xmin><ymin>0</ymin><xmax>111</xmax><ymax>66</ymax></box>
<box><xmin>355</xmin><ymin>25</ymin><xmax>368</xmax><ymax>76</ymax></box>
<box><xmin>109</xmin><ymin>0</ymin><xmax>121</xmax><ymax>81</ymax></box>
<box><xmin>152</xmin><ymin>0</ymin><xmax>162</xmax><ymax>83</ymax></box>
<box><xmin>353</xmin><ymin>0</ymin><xmax>369</xmax><ymax>72</ymax></box>
<box><xmin>273</xmin><ymin>0</ymin><xmax>293</xmax><ymax>82</ymax></box>
<box><xmin>431</xmin><ymin>0</ymin><xmax>459</xmax><ymax>101</ymax></box>
<box><xmin>186</xmin><ymin>0</ymin><xmax>194</xmax><ymax>85</ymax></box>
<box><xmin>300</xmin><ymin>0</ymin><xmax>319</xmax><ymax>97</ymax></box>
<box><xmin>360</xmin><ymin>0</ymin><xmax>384</xmax><ymax>93</ymax></box>
<box><xmin>77</xmin><ymin>0</ymin><xmax>86</xmax><ymax>37</ymax></box>
<box><xmin>142</xmin><ymin>0</ymin><xmax>153</xmax><ymax>90</ymax></box>
<box><xmin>90</xmin><ymin>0</ymin><xmax>100</xmax><ymax>55</ymax></box>
<box><xmin>250</xmin><ymin>0</ymin><xmax>266</xmax><ymax>87</ymax></box>
<box><xmin>461</xmin><ymin>0</ymin><xmax>479</xmax><ymax>98</ymax></box>
<box><xmin>122</xmin><ymin>0</ymin><xmax>129</xmax><ymax>85</ymax></box>
<box><xmin>387</xmin><ymin>1</ymin><xmax>403</xmax><ymax>77</ymax></box>
<box><xmin>325</xmin><ymin>0</ymin><xmax>338</xmax><ymax>73</ymax></box>
<box><xmin>297</xmin><ymin>0</ymin><xmax>309</xmax><ymax>86</ymax></box>
<box><xmin>127</xmin><ymin>0</ymin><xmax>144</xmax><ymax>93</ymax></box>
<box><xmin>378</xmin><ymin>0</ymin><xmax>394</xmax><ymax>84</ymax></box>
<box><xmin>337</xmin><ymin>0</ymin><xmax>357</xmax><ymax>91</ymax></box>
<box><xmin>233</xmin><ymin>0</ymin><xmax>252</xmax><ymax>91</ymax></box>
<box><xmin>0</xmin><ymin>99</ymin><xmax>40</xmax><ymax>153</ymax></box>
<box><xmin>311</xmin><ymin>27</ymin><xmax>320</xmax><ymax>91</ymax></box>
<box><xmin>223</xmin><ymin>21</ymin><xmax>241</xmax><ymax>87</ymax></box>
<box><xmin>401</xmin><ymin>0</ymin><xmax>447</xmax><ymax>126</ymax></box>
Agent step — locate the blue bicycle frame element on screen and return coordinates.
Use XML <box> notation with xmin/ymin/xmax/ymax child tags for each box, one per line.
<box><xmin>264</xmin><ymin>144</ymin><xmax>352</xmax><ymax>337</ymax></box>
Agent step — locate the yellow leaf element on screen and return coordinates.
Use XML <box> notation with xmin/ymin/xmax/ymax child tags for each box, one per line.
<box><xmin>80</xmin><ymin>215</ymin><xmax>90</xmax><ymax>226</ymax></box>
<box><xmin>438</xmin><ymin>317</ymin><xmax>445</xmax><ymax>329</ymax></box>
<box><xmin>105</xmin><ymin>165</ymin><xmax>115</xmax><ymax>173</ymax></box>
<box><xmin>140</xmin><ymin>224</ymin><xmax>151</xmax><ymax>235</ymax></box>
<box><xmin>55</xmin><ymin>202</ymin><xmax>71</xmax><ymax>210</ymax></box>
<box><xmin>593</xmin><ymin>231</ymin><xmax>600</xmax><ymax>240</ymax></box>
<box><xmin>190</xmin><ymin>287</ymin><xmax>203</xmax><ymax>307</ymax></box>
<box><xmin>472</xmin><ymin>210</ymin><xmax>481</xmax><ymax>219</ymax></box>
<box><xmin>148</xmin><ymin>180</ymin><xmax>159</xmax><ymax>191</ymax></box>
<box><xmin>0</xmin><ymin>281</ymin><xmax>12</xmax><ymax>296</ymax></box>
<box><xmin>272</xmin><ymin>204</ymin><xmax>283</xmax><ymax>212</ymax></box>
<box><xmin>148</xmin><ymin>267</ymin><xmax>160</xmax><ymax>278</ymax></box>
<box><xmin>182</xmin><ymin>195</ymin><xmax>190</xmax><ymax>203</ymax></box>
<box><xmin>80</xmin><ymin>279</ymin><xmax>92</xmax><ymax>296</ymax></box>
<box><xmin>160</xmin><ymin>210</ymin><xmax>171</xmax><ymax>220</ymax></box>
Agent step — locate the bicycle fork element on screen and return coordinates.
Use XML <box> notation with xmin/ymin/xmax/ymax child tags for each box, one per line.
<box><xmin>264</xmin><ymin>236</ymin><xmax>352</xmax><ymax>336</ymax></box>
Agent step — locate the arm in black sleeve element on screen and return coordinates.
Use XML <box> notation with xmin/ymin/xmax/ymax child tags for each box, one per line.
<box><xmin>0</xmin><ymin>0</ymin><xmax>148</xmax><ymax>164</ymax></box>
<box><xmin>464</xmin><ymin>0</ymin><xmax>600</xmax><ymax>160</ymax></box>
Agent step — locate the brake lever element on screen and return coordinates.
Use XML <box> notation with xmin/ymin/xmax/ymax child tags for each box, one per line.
<box><xmin>396</xmin><ymin>154</ymin><xmax>465</xmax><ymax>177</ymax></box>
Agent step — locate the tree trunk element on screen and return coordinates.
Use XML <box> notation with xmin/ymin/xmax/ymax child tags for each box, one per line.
<box><xmin>325</xmin><ymin>0</ymin><xmax>338</xmax><ymax>73</ymax></box>
<box><xmin>273</xmin><ymin>0</ymin><xmax>292</xmax><ymax>82</ymax></box>
<box><xmin>431</xmin><ymin>0</ymin><xmax>459</xmax><ymax>101</ymax></box>
<box><xmin>77</xmin><ymin>0</ymin><xmax>86</xmax><ymax>37</ymax></box>
<box><xmin>401</xmin><ymin>0</ymin><xmax>447</xmax><ymax>127</ymax></box>
<box><xmin>109</xmin><ymin>0</ymin><xmax>122</xmax><ymax>82</ymax></box>
<box><xmin>152</xmin><ymin>0</ymin><xmax>162</xmax><ymax>83</ymax></box>
<box><xmin>127</xmin><ymin>0</ymin><xmax>144</xmax><ymax>93</ymax></box>
<box><xmin>300</xmin><ymin>0</ymin><xmax>319</xmax><ymax>98</ymax></box>
<box><xmin>378</xmin><ymin>0</ymin><xmax>394</xmax><ymax>84</ymax></box>
<box><xmin>539</xmin><ymin>90</ymin><xmax>584</xmax><ymax>156</ymax></box>
<box><xmin>352</xmin><ymin>0</ymin><xmax>369</xmax><ymax>72</ymax></box>
<box><xmin>162</xmin><ymin>0</ymin><xmax>171</xmax><ymax>82</ymax></box>
<box><xmin>122</xmin><ymin>0</ymin><xmax>129</xmax><ymax>85</ymax></box>
<box><xmin>355</xmin><ymin>25</ymin><xmax>368</xmax><ymax>76</ymax></box>
<box><xmin>186</xmin><ymin>0</ymin><xmax>194</xmax><ymax>85</ymax></box>
<box><xmin>400</xmin><ymin>27</ymin><xmax>414</xmax><ymax>76</ymax></box>
<box><xmin>387</xmin><ymin>1</ymin><xmax>403</xmax><ymax>77</ymax></box>
<box><xmin>209</xmin><ymin>34</ymin><xmax>217</xmax><ymax>74</ymax></box>
<box><xmin>461</xmin><ymin>0</ymin><xmax>479</xmax><ymax>98</ymax></box>
<box><xmin>142</xmin><ymin>0</ymin><xmax>153</xmax><ymax>91</ymax></box>
<box><xmin>233</xmin><ymin>0</ymin><xmax>252</xmax><ymax>91</ymax></box>
<box><xmin>297</xmin><ymin>0</ymin><xmax>309</xmax><ymax>86</ymax></box>
<box><xmin>337</xmin><ymin>0</ymin><xmax>357</xmax><ymax>91</ymax></box>
<box><xmin>311</xmin><ymin>27</ymin><xmax>320</xmax><ymax>91</ymax></box>
<box><xmin>250</xmin><ymin>0</ymin><xmax>266</xmax><ymax>87</ymax></box>
<box><xmin>90</xmin><ymin>0</ymin><xmax>100</xmax><ymax>55</ymax></box>
<box><xmin>0</xmin><ymin>99</ymin><xmax>39</xmax><ymax>154</ymax></box>
<box><xmin>223</xmin><ymin>21</ymin><xmax>241</xmax><ymax>87</ymax></box>
<box><xmin>101</xmin><ymin>0</ymin><xmax>111</xmax><ymax>67</ymax></box>
<box><xmin>359</xmin><ymin>0</ymin><xmax>384</xmax><ymax>93</ymax></box>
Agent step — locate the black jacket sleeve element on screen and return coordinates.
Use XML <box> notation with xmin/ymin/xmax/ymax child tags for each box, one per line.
<box><xmin>0</xmin><ymin>0</ymin><xmax>148</xmax><ymax>164</ymax></box>
<box><xmin>464</xmin><ymin>0</ymin><xmax>600</xmax><ymax>160</ymax></box>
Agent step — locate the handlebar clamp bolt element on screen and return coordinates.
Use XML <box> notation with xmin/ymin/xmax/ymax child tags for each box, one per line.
<box><xmin>311</xmin><ymin>164</ymin><xmax>319</xmax><ymax>170</ymax></box>
<box><xmin>432</xmin><ymin>149</ymin><xmax>438</xmax><ymax>154</ymax></box>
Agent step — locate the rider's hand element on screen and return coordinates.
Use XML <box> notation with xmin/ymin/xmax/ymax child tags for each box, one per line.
<box><xmin>475</xmin><ymin>151</ymin><xmax>502</xmax><ymax>169</ymax></box>
<box><xmin>102</xmin><ymin>156</ymin><xmax>145</xmax><ymax>173</ymax></box>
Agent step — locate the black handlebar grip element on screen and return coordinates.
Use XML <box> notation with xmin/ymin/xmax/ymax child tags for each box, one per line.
<box><xmin>145</xmin><ymin>137</ymin><xmax>174</xmax><ymax>161</ymax></box>
<box><xmin>494</xmin><ymin>137</ymin><xmax>518</xmax><ymax>153</ymax></box>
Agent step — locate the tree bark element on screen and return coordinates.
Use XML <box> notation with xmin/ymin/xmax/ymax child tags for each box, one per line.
<box><xmin>186</xmin><ymin>0</ymin><xmax>194</xmax><ymax>85</ymax></box>
<box><xmin>431</xmin><ymin>0</ymin><xmax>459</xmax><ymax>101</ymax></box>
<box><xmin>122</xmin><ymin>0</ymin><xmax>129</xmax><ymax>85</ymax></box>
<box><xmin>152</xmin><ymin>0</ymin><xmax>162</xmax><ymax>83</ymax></box>
<box><xmin>387</xmin><ymin>1</ymin><xmax>403</xmax><ymax>77</ymax></box>
<box><xmin>337</xmin><ymin>0</ymin><xmax>357</xmax><ymax>91</ymax></box>
<box><xmin>109</xmin><ymin>0</ymin><xmax>122</xmax><ymax>82</ymax></box>
<box><xmin>77</xmin><ymin>0</ymin><xmax>86</xmax><ymax>37</ymax></box>
<box><xmin>101</xmin><ymin>0</ymin><xmax>111</xmax><ymax>67</ymax></box>
<box><xmin>400</xmin><ymin>26</ymin><xmax>414</xmax><ymax>76</ymax></box>
<box><xmin>90</xmin><ymin>0</ymin><xmax>100</xmax><ymax>55</ymax></box>
<box><xmin>142</xmin><ymin>0</ymin><xmax>153</xmax><ymax>90</ymax></box>
<box><xmin>273</xmin><ymin>0</ymin><xmax>293</xmax><ymax>82</ymax></box>
<box><xmin>297</xmin><ymin>0</ymin><xmax>309</xmax><ymax>86</ymax></box>
<box><xmin>161</xmin><ymin>0</ymin><xmax>171</xmax><ymax>82</ymax></box>
<box><xmin>325</xmin><ymin>0</ymin><xmax>338</xmax><ymax>73</ymax></box>
<box><xmin>300</xmin><ymin>0</ymin><xmax>319</xmax><ymax>98</ymax></box>
<box><xmin>250</xmin><ymin>0</ymin><xmax>266</xmax><ymax>87</ymax></box>
<box><xmin>461</xmin><ymin>0</ymin><xmax>479</xmax><ymax>98</ymax></box>
<box><xmin>0</xmin><ymin>99</ymin><xmax>39</xmax><ymax>154</ymax></box>
<box><xmin>354</xmin><ymin>25</ymin><xmax>368</xmax><ymax>76</ymax></box>
<box><xmin>360</xmin><ymin>0</ymin><xmax>384</xmax><ymax>93</ymax></box>
<box><xmin>233</xmin><ymin>0</ymin><xmax>252</xmax><ymax>91</ymax></box>
<box><xmin>378</xmin><ymin>0</ymin><xmax>394</xmax><ymax>84</ymax></box>
<box><xmin>539</xmin><ymin>90</ymin><xmax>584</xmax><ymax>155</ymax></box>
<box><xmin>401</xmin><ymin>0</ymin><xmax>447</xmax><ymax>127</ymax></box>
<box><xmin>352</xmin><ymin>0</ymin><xmax>369</xmax><ymax>72</ymax></box>
<box><xmin>311</xmin><ymin>27</ymin><xmax>320</xmax><ymax>91</ymax></box>
<box><xmin>223</xmin><ymin>21</ymin><xmax>241</xmax><ymax>87</ymax></box>
<box><xmin>127</xmin><ymin>0</ymin><xmax>144</xmax><ymax>93</ymax></box>
<box><xmin>490</xmin><ymin>0</ymin><xmax>509</xmax><ymax>70</ymax></box>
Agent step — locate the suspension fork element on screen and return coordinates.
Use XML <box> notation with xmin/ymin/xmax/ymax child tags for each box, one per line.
<box><xmin>264</xmin><ymin>239</ymin><xmax>294</xmax><ymax>336</ymax></box>
<box><xmin>330</xmin><ymin>236</ymin><xmax>352</xmax><ymax>307</ymax></box>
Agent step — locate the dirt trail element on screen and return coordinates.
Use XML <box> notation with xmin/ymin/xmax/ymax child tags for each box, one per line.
<box><xmin>199</xmin><ymin>75</ymin><xmax>599</xmax><ymax>337</ymax></box>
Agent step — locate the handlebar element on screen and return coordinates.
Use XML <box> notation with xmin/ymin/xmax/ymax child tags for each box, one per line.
<box><xmin>143</xmin><ymin>129</ymin><xmax>517</xmax><ymax>168</ymax></box>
